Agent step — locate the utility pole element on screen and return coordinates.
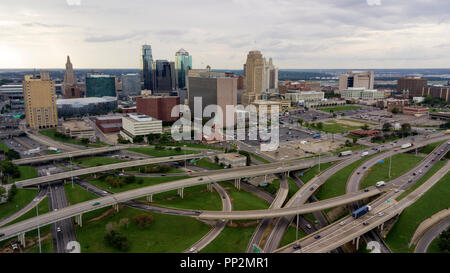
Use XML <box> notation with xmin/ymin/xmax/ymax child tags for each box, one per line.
<box><xmin>36</xmin><ymin>205</ymin><xmax>41</xmax><ymax>253</ymax></box>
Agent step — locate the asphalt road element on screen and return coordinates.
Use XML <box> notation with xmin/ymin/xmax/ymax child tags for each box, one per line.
<box><xmin>415</xmin><ymin>216</ymin><xmax>450</xmax><ymax>253</ymax></box>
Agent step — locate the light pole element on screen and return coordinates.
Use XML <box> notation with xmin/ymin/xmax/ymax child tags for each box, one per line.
<box><xmin>318</xmin><ymin>148</ymin><xmax>322</xmax><ymax>173</ymax></box>
<box><xmin>70</xmin><ymin>155</ymin><xmax>74</xmax><ymax>188</ymax></box>
<box><xmin>184</xmin><ymin>145</ymin><xmax>187</xmax><ymax>169</ymax></box>
<box><xmin>388</xmin><ymin>153</ymin><xmax>392</xmax><ymax>178</ymax></box>
<box><xmin>296</xmin><ymin>214</ymin><xmax>299</xmax><ymax>242</ymax></box>
<box><xmin>36</xmin><ymin>205</ymin><xmax>41</xmax><ymax>253</ymax></box>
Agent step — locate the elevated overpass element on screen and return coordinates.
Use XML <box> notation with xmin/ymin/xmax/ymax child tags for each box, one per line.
<box><xmin>12</xmin><ymin>145</ymin><xmax>131</xmax><ymax>165</ymax></box>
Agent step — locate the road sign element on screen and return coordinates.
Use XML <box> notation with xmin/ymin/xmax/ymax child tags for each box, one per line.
<box><xmin>387</xmin><ymin>200</ymin><xmax>391</xmax><ymax>203</ymax></box>
<box><xmin>253</xmin><ymin>244</ymin><xmax>262</xmax><ymax>253</ymax></box>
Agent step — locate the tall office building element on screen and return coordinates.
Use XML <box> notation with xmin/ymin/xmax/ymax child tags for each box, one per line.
<box><xmin>338</xmin><ymin>71</ymin><xmax>374</xmax><ymax>93</ymax></box>
<box><xmin>188</xmin><ymin>71</ymin><xmax>237</xmax><ymax>126</ymax></box>
<box><xmin>263</xmin><ymin>57</ymin><xmax>278</xmax><ymax>92</ymax></box>
<box><xmin>241</xmin><ymin>50</ymin><xmax>265</xmax><ymax>106</ymax></box>
<box><xmin>121</xmin><ymin>74</ymin><xmax>141</xmax><ymax>97</ymax></box>
<box><xmin>63</xmin><ymin>56</ymin><xmax>76</xmax><ymax>85</ymax></box>
<box><xmin>62</xmin><ymin>56</ymin><xmax>84</xmax><ymax>98</ymax></box>
<box><xmin>23</xmin><ymin>71</ymin><xmax>58</xmax><ymax>129</ymax></box>
<box><xmin>153</xmin><ymin>60</ymin><xmax>176</xmax><ymax>93</ymax></box>
<box><xmin>397</xmin><ymin>77</ymin><xmax>428</xmax><ymax>98</ymax></box>
<box><xmin>86</xmin><ymin>74</ymin><xmax>116</xmax><ymax>97</ymax></box>
<box><xmin>175</xmin><ymin>48</ymin><xmax>192</xmax><ymax>89</ymax></box>
<box><xmin>142</xmin><ymin>44</ymin><xmax>154</xmax><ymax>91</ymax></box>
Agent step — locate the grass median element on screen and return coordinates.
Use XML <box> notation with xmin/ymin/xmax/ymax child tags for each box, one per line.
<box><xmin>0</xmin><ymin>189</ymin><xmax>37</xmax><ymax>221</ymax></box>
<box><xmin>127</xmin><ymin>147</ymin><xmax>200</xmax><ymax>157</ymax></box>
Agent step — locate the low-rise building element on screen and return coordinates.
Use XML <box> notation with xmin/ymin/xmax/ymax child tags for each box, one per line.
<box><xmin>284</xmin><ymin>91</ymin><xmax>325</xmax><ymax>104</ymax></box>
<box><xmin>349</xmin><ymin>129</ymin><xmax>381</xmax><ymax>137</ymax></box>
<box><xmin>95</xmin><ymin>115</ymin><xmax>123</xmax><ymax>133</ymax></box>
<box><xmin>59</xmin><ymin>120</ymin><xmax>95</xmax><ymax>140</ymax></box>
<box><xmin>341</xmin><ymin>88</ymin><xmax>385</xmax><ymax>100</ymax></box>
<box><xmin>217</xmin><ymin>153</ymin><xmax>247</xmax><ymax>167</ymax></box>
<box><xmin>251</xmin><ymin>100</ymin><xmax>282</xmax><ymax>114</ymax></box>
<box><xmin>120</xmin><ymin>113</ymin><xmax>162</xmax><ymax>142</ymax></box>
<box><xmin>376</xmin><ymin>99</ymin><xmax>409</xmax><ymax>111</ymax></box>
<box><xmin>304</xmin><ymin>99</ymin><xmax>346</xmax><ymax>109</ymax></box>
<box><xmin>403</xmin><ymin>106</ymin><xmax>429</xmax><ymax>116</ymax></box>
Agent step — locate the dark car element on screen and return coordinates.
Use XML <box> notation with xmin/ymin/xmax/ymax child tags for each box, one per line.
<box><xmin>314</xmin><ymin>235</ymin><xmax>321</xmax><ymax>239</ymax></box>
<box><xmin>0</xmin><ymin>233</ymin><xmax>4</xmax><ymax>237</ymax></box>
<box><xmin>309</xmin><ymin>187</ymin><xmax>315</xmax><ymax>191</ymax></box>
<box><xmin>364</xmin><ymin>189</ymin><xmax>370</xmax><ymax>192</ymax></box>
<box><xmin>293</xmin><ymin>244</ymin><xmax>301</xmax><ymax>250</ymax></box>
<box><xmin>357</xmin><ymin>172</ymin><xmax>361</xmax><ymax>175</ymax></box>
<box><xmin>363</xmin><ymin>166</ymin><xmax>367</xmax><ymax>169</ymax></box>
<box><xmin>363</xmin><ymin>222</ymin><xmax>369</xmax><ymax>226</ymax></box>
<box><xmin>198</xmin><ymin>178</ymin><xmax>203</xmax><ymax>181</ymax></box>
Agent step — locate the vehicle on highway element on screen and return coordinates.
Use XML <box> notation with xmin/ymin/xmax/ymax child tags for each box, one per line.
<box><xmin>189</xmin><ymin>247</ymin><xmax>197</xmax><ymax>252</ymax></box>
<box><xmin>352</xmin><ymin>205</ymin><xmax>372</xmax><ymax>219</ymax></box>
<box><xmin>306</xmin><ymin>224</ymin><xmax>312</xmax><ymax>229</ymax></box>
<box><xmin>363</xmin><ymin>222</ymin><xmax>369</xmax><ymax>226</ymax></box>
<box><xmin>363</xmin><ymin>166</ymin><xmax>367</xmax><ymax>169</ymax></box>
<box><xmin>309</xmin><ymin>186</ymin><xmax>315</xmax><ymax>191</ymax></box>
<box><xmin>92</xmin><ymin>202</ymin><xmax>101</xmax><ymax>206</ymax></box>
<box><xmin>314</xmin><ymin>235</ymin><xmax>321</xmax><ymax>239</ymax></box>
<box><xmin>413</xmin><ymin>172</ymin><xmax>417</xmax><ymax>176</ymax></box>
<box><xmin>357</xmin><ymin>172</ymin><xmax>360</xmax><ymax>175</ymax></box>
<box><xmin>361</xmin><ymin>151</ymin><xmax>369</xmax><ymax>157</ymax></box>
<box><xmin>376</xmin><ymin>181</ymin><xmax>386</xmax><ymax>187</ymax></box>
<box><xmin>339</xmin><ymin>150</ymin><xmax>352</xmax><ymax>157</ymax></box>
<box><xmin>0</xmin><ymin>233</ymin><xmax>4</xmax><ymax>237</ymax></box>
<box><xmin>53</xmin><ymin>209</ymin><xmax>58</xmax><ymax>212</ymax></box>
<box><xmin>102</xmin><ymin>191</ymin><xmax>108</xmax><ymax>194</ymax></box>
<box><xmin>57</xmin><ymin>227</ymin><xmax>61</xmax><ymax>232</ymax></box>
<box><xmin>378</xmin><ymin>212</ymin><xmax>385</xmax><ymax>217</ymax></box>
<box><xmin>395</xmin><ymin>189</ymin><xmax>399</xmax><ymax>193</ymax></box>
<box><xmin>198</xmin><ymin>178</ymin><xmax>203</xmax><ymax>181</ymax></box>
<box><xmin>419</xmin><ymin>170</ymin><xmax>423</xmax><ymax>174</ymax></box>
<box><xmin>401</xmin><ymin>143</ymin><xmax>413</xmax><ymax>149</ymax></box>
<box><xmin>293</xmin><ymin>244</ymin><xmax>301</xmax><ymax>250</ymax></box>
<box><xmin>364</xmin><ymin>189</ymin><xmax>370</xmax><ymax>192</ymax></box>
<box><xmin>339</xmin><ymin>221</ymin><xmax>346</xmax><ymax>226</ymax></box>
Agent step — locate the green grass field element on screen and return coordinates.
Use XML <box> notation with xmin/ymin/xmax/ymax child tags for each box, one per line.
<box><xmin>360</xmin><ymin>153</ymin><xmax>423</xmax><ymax>189</ymax></box>
<box><xmin>64</xmin><ymin>183</ymin><xmax>98</xmax><ymax>205</ymax></box>
<box><xmin>259</xmin><ymin>178</ymin><xmax>299</xmax><ymax>200</ymax></box>
<box><xmin>250</xmin><ymin>153</ymin><xmax>271</xmax><ymax>164</ymax></box>
<box><xmin>220</xmin><ymin>182</ymin><xmax>269</xmax><ymax>211</ymax></box>
<box><xmin>318</xmin><ymin>105</ymin><xmax>361</xmax><ymax>112</ymax></box>
<box><xmin>76</xmin><ymin>206</ymin><xmax>211</xmax><ymax>253</ymax></box>
<box><xmin>127</xmin><ymin>147</ymin><xmax>200</xmax><ymax>157</ymax></box>
<box><xmin>427</xmin><ymin>237</ymin><xmax>444</xmax><ymax>253</ymax></box>
<box><xmin>306</xmin><ymin>119</ymin><xmax>368</xmax><ymax>134</ymax></box>
<box><xmin>396</xmin><ymin>160</ymin><xmax>447</xmax><ymax>201</ymax></box>
<box><xmin>280</xmin><ymin>225</ymin><xmax>307</xmax><ymax>247</ymax></box>
<box><xmin>164</xmin><ymin>142</ymin><xmax>224</xmax><ymax>151</ymax></box>
<box><xmin>300</xmin><ymin>162</ymin><xmax>335</xmax><ymax>183</ymax></box>
<box><xmin>418</xmin><ymin>140</ymin><xmax>446</xmax><ymax>154</ymax></box>
<box><xmin>0</xmin><ymin>189</ymin><xmax>37</xmax><ymax>221</ymax></box>
<box><xmin>0</xmin><ymin>140</ymin><xmax>9</xmax><ymax>152</ymax></box>
<box><xmin>6</xmin><ymin>196</ymin><xmax>50</xmax><ymax>226</ymax></box>
<box><xmin>40</xmin><ymin>129</ymin><xmax>106</xmax><ymax>147</ymax></box>
<box><xmin>74</xmin><ymin>156</ymin><xmax>125</xmax><ymax>167</ymax></box>
<box><xmin>10</xmin><ymin>166</ymin><xmax>38</xmax><ymax>182</ymax></box>
<box><xmin>194</xmin><ymin>158</ymin><xmax>224</xmax><ymax>170</ymax></box>
<box><xmin>385</xmin><ymin>172</ymin><xmax>450</xmax><ymax>253</ymax></box>
<box><xmin>200</xmin><ymin>226</ymin><xmax>257</xmax><ymax>253</ymax></box>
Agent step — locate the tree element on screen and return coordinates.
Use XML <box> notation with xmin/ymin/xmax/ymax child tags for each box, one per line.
<box><xmin>353</xmin><ymin>137</ymin><xmax>358</xmax><ymax>144</ymax></box>
<box><xmin>104</xmin><ymin>230</ymin><xmax>130</xmax><ymax>251</ymax></box>
<box><xmin>391</xmin><ymin>107</ymin><xmax>400</xmax><ymax>114</ymax></box>
<box><xmin>297</xmin><ymin>118</ymin><xmax>303</xmax><ymax>126</ymax></box>
<box><xmin>382</xmin><ymin>122</ymin><xmax>392</xmax><ymax>132</ymax></box>
<box><xmin>133</xmin><ymin>135</ymin><xmax>144</xmax><ymax>143</ymax></box>
<box><xmin>401</xmin><ymin>123</ymin><xmax>412</xmax><ymax>137</ymax></box>
<box><xmin>133</xmin><ymin>213</ymin><xmax>154</xmax><ymax>228</ymax></box>
<box><xmin>361</xmin><ymin>124</ymin><xmax>370</xmax><ymax>131</ymax></box>
<box><xmin>7</xmin><ymin>184</ymin><xmax>18</xmax><ymax>202</ymax></box>
<box><xmin>437</xmin><ymin>228</ymin><xmax>450</xmax><ymax>253</ymax></box>
<box><xmin>80</xmin><ymin>138</ymin><xmax>89</xmax><ymax>145</ymax></box>
<box><xmin>6</xmin><ymin>149</ymin><xmax>20</xmax><ymax>160</ymax></box>
<box><xmin>174</xmin><ymin>147</ymin><xmax>182</xmax><ymax>152</ymax></box>
<box><xmin>317</xmin><ymin>122</ymin><xmax>323</xmax><ymax>130</ymax></box>
<box><xmin>214</xmin><ymin>156</ymin><xmax>219</xmax><ymax>164</ymax></box>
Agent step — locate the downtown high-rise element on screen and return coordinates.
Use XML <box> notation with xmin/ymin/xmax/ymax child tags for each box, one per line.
<box><xmin>175</xmin><ymin>48</ymin><xmax>192</xmax><ymax>89</ymax></box>
<box><xmin>142</xmin><ymin>44</ymin><xmax>154</xmax><ymax>90</ymax></box>
<box><xmin>153</xmin><ymin>60</ymin><xmax>176</xmax><ymax>93</ymax></box>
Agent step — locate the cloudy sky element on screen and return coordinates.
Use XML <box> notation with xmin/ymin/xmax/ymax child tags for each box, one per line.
<box><xmin>1</xmin><ymin>0</ymin><xmax>449</xmax><ymax>69</ymax></box>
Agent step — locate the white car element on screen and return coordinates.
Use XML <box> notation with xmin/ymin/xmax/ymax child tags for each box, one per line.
<box><xmin>377</xmin><ymin>212</ymin><xmax>385</xmax><ymax>217</ymax></box>
<box><xmin>189</xmin><ymin>247</ymin><xmax>197</xmax><ymax>252</ymax></box>
<box><xmin>57</xmin><ymin>227</ymin><xmax>61</xmax><ymax>232</ymax></box>
<box><xmin>339</xmin><ymin>221</ymin><xmax>346</xmax><ymax>226</ymax></box>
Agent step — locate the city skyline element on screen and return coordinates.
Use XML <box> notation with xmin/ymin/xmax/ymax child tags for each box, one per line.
<box><xmin>1</xmin><ymin>0</ymin><xmax>450</xmax><ymax>69</ymax></box>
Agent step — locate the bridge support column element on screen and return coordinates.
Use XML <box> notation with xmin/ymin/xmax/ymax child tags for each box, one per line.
<box><xmin>234</xmin><ymin>178</ymin><xmax>241</xmax><ymax>190</ymax></box>
<box><xmin>113</xmin><ymin>203</ymin><xmax>119</xmax><ymax>212</ymax></box>
<box><xmin>18</xmin><ymin>233</ymin><xmax>25</xmax><ymax>247</ymax></box>
<box><xmin>178</xmin><ymin>188</ymin><xmax>184</xmax><ymax>199</ymax></box>
<box><xmin>356</xmin><ymin>236</ymin><xmax>360</xmax><ymax>251</ymax></box>
<box><xmin>207</xmin><ymin>183</ymin><xmax>213</xmax><ymax>192</ymax></box>
<box><xmin>264</xmin><ymin>175</ymin><xmax>267</xmax><ymax>183</ymax></box>
<box><xmin>379</xmin><ymin>222</ymin><xmax>384</xmax><ymax>232</ymax></box>
<box><xmin>146</xmin><ymin>194</ymin><xmax>153</xmax><ymax>203</ymax></box>
<box><xmin>75</xmin><ymin>214</ymin><xmax>83</xmax><ymax>227</ymax></box>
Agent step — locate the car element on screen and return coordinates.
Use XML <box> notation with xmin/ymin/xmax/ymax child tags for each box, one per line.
<box><xmin>309</xmin><ymin>186</ymin><xmax>315</xmax><ymax>191</ymax></box>
<box><xmin>102</xmin><ymin>191</ymin><xmax>108</xmax><ymax>194</ymax></box>
<box><xmin>198</xmin><ymin>178</ymin><xmax>203</xmax><ymax>181</ymax></box>
<box><xmin>170</xmin><ymin>157</ymin><xmax>174</xmax><ymax>159</ymax></box>
<box><xmin>363</xmin><ymin>222</ymin><xmax>369</xmax><ymax>226</ymax></box>
<box><xmin>189</xmin><ymin>247</ymin><xmax>197</xmax><ymax>252</ymax></box>
<box><xmin>378</xmin><ymin>212</ymin><xmax>385</xmax><ymax>217</ymax></box>
<box><xmin>92</xmin><ymin>202</ymin><xmax>101</xmax><ymax>206</ymax></box>
<box><xmin>418</xmin><ymin>170</ymin><xmax>423</xmax><ymax>174</ymax></box>
<box><xmin>339</xmin><ymin>221</ymin><xmax>346</xmax><ymax>226</ymax></box>
<box><xmin>413</xmin><ymin>172</ymin><xmax>417</xmax><ymax>176</ymax></box>
<box><xmin>0</xmin><ymin>233</ymin><xmax>4</xmax><ymax>237</ymax></box>
<box><xmin>53</xmin><ymin>209</ymin><xmax>58</xmax><ymax>212</ymax></box>
<box><xmin>306</xmin><ymin>224</ymin><xmax>312</xmax><ymax>229</ymax></box>
<box><xmin>314</xmin><ymin>235</ymin><xmax>321</xmax><ymax>239</ymax></box>
<box><xmin>161</xmin><ymin>174</ymin><xmax>166</xmax><ymax>176</ymax></box>
<box><xmin>425</xmin><ymin>165</ymin><xmax>429</xmax><ymax>168</ymax></box>
<box><xmin>363</xmin><ymin>166</ymin><xmax>367</xmax><ymax>169</ymax></box>
<box><xmin>408</xmin><ymin>178</ymin><xmax>413</xmax><ymax>183</ymax></box>
<box><xmin>364</xmin><ymin>189</ymin><xmax>370</xmax><ymax>192</ymax></box>
<box><xmin>293</xmin><ymin>244</ymin><xmax>301</xmax><ymax>250</ymax></box>
<box><xmin>357</xmin><ymin>172</ymin><xmax>360</xmax><ymax>175</ymax></box>
<box><xmin>57</xmin><ymin>227</ymin><xmax>61</xmax><ymax>232</ymax></box>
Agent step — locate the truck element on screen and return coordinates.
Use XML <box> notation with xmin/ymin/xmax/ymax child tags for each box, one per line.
<box><xmin>339</xmin><ymin>151</ymin><xmax>353</xmax><ymax>157</ymax></box>
<box><xmin>313</xmin><ymin>134</ymin><xmax>321</xmax><ymax>139</ymax></box>
<box><xmin>361</xmin><ymin>151</ymin><xmax>369</xmax><ymax>157</ymax></box>
<box><xmin>352</xmin><ymin>205</ymin><xmax>372</xmax><ymax>219</ymax></box>
<box><xmin>376</xmin><ymin>181</ymin><xmax>386</xmax><ymax>187</ymax></box>
<box><xmin>401</xmin><ymin>143</ymin><xmax>412</xmax><ymax>149</ymax></box>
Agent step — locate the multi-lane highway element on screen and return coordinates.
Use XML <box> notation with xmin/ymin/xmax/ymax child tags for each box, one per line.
<box><xmin>415</xmin><ymin>216</ymin><xmax>450</xmax><ymax>253</ymax></box>
<box><xmin>275</xmin><ymin>142</ymin><xmax>449</xmax><ymax>253</ymax></box>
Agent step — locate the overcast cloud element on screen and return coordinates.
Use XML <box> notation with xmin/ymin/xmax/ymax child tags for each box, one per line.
<box><xmin>0</xmin><ymin>0</ymin><xmax>449</xmax><ymax>69</ymax></box>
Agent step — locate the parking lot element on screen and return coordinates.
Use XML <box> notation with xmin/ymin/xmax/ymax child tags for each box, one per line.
<box><xmin>238</xmin><ymin>126</ymin><xmax>312</xmax><ymax>147</ymax></box>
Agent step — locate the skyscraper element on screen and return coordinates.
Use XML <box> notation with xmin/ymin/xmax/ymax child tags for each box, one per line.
<box><xmin>86</xmin><ymin>74</ymin><xmax>116</xmax><ymax>97</ymax></box>
<box><xmin>62</xmin><ymin>56</ymin><xmax>84</xmax><ymax>98</ymax></box>
<box><xmin>338</xmin><ymin>71</ymin><xmax>374</xmax><ymax>93</ymax></box>
<box><xmin>142</xmin><ymin>44</ymin><xmax>154</xmax><ymax>91</ymax></box>
<box><xmin>153</xmin><ymin>60</ymin><xmax>176</xmax><ymax>93</ymax></box>
<box><xmin>23</xmin><ymin>71</ymin><xmax>58</xmax><ymax>129</ymax></box>
<box><xmin>175</xmin><ymin>48</ymin><xmax>192</xmax><ymax>89</ymax></box>
<box><xmin>63</xmin><ymin>56</ymin><xmax>76</xmax><ymax>85</ymax></box>
<box><xmin>241</xmin><ymin>50</ymin><xmax>265</xmax><ymax>106</ymax></box>
<box><xmin>264</xmin><ymin>57</ymin><xmax>278</xmax><ymax>92</ymax></box>
<box><xmin>121</xmin><ymin>74</ymin><xmax>141</xmax><ymax>97</ymax></box>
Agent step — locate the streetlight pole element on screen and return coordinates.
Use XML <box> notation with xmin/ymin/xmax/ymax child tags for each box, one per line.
<box><xmin>36</xmin><ymin>205</ymin><xmax>41</xmax><ymax>253</ymax></box>
<box><xmin>296</xmin><ymin>214</ymin><xmax>299</xmax><ymax>242</ymax></box>
<box><xmin>184</xmin><ymin>145</ymin><xmax>187</xmax><ymax>169</ymax></box>
<box><xmin>70</xmin><ymin>155</ymin><xmax>74</xmax><ymax>188</ymax></box>
<box><xmin>388</xmin><ymin>153</ymin><xmax>392</xmax><ymax>178</ymax></box>
<box><xmin>318</xmin><ymin>148</ymin><xmax>322</xmax><ymax>173</ymax></box>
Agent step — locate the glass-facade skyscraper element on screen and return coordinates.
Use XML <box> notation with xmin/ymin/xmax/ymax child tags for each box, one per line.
<box><xmin>142</xmin><ymin>44</ymin><xmax>154</xmax><ymax>90</ymax></box>
<box><xmin>175</xmin><ymin>48</ymin><xmax>192</xmax><ymax>89</ymax></box>
<box><xmin>153</xmin><ymin>60</ymin><xmax>176</xmax><ymax>93</ymax></box>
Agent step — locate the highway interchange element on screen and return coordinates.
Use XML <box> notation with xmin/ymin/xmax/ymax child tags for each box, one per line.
<box><xmin>0</xmin><ymin>130</ymin><xmax>448</xmax><ymax>253</ymax></box>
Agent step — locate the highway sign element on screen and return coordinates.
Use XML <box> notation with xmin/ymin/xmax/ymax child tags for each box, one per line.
<box><xmin>253</xmin><ymin>244</ymin><xmax>262</xmax><ymax>253</ymax></box>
